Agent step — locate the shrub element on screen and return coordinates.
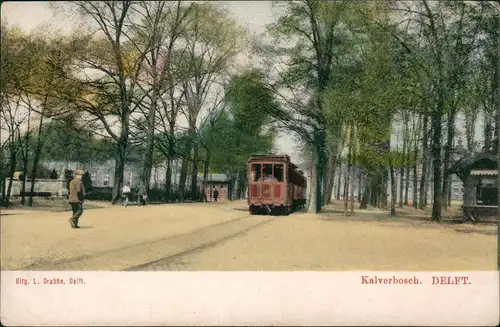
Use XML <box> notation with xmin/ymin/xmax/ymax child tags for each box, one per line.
<box><xmin>85</xmin><ymin>187</ymin><xmax>112</xmax><ymax>201</ymax></box>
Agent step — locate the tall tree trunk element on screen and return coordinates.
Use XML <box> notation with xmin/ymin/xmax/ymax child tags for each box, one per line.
<box><xmin>344</xmin><ymin>126</ymin><xmax>352</xmax><ymax>216</ymax></box>
<box><xmin>349</xmin><ymin>166</ymin><xmax>355</xmax><ymax>215</ymax></box>
<box><xmin>0</xmin><ymin>177</ymin><xmax>5</xmax><ymax>206</ymax></box>
<box><xmin>380</xmin><ymin>167</ymin><xmax>389</xmax><ymax>210</ymax></box>
<box><xmin>418</xmin><ymin>112</ymin><xmax>429</xmax><ymax>209</ymax></box>
<box><xmin>233</xmin><ymin>171</ymin><xmax>240</xmax><ymax>201</ymax></box>
<box><xmin>142</xmin><ymin>97</ymin><xmax>157</xmax><ymax>192</ymax></box>
<box><xmin>202</xmin><ymin>151</ymin><xmax>210</xmax><ymax>202</ymax></box>
<box><xmin>425</xmin><ymin>158</ymin><xmax>432</xmax><ymax>207</ymax></box>
<box><xmin>190</xmin><ymin>142</ymin><xmax>199</xmax><ymax>199</ymax></box>
<box><xmin>20</xmin><ymin>156</ymin><xmax>28</xmax><ymax>206</ymax></box>
<box><xmin>323</xmin><ymin>145</ymin><xmax>337</xmax><ymax>205</ymax></box>
<box><xmin>390</xmin><ymin>164</ymin><xmax>397</xmax><ymax>216</ymax></box>
<box><xmin>398</xmin><ymin>167</ymin><xmax>404</xmax><ymax>208</ymax></box>
<box><xmin>399</xmin><ymin>121</ymin><xmax>407</xmax><ymax>208</ymax></box>
<box><xmin>404</xmin><ymin>118</ymin><xmax>412</xmax><ymax>206</ymax></box>
<box><xmin>164</xmin><ymin>134</ymin><xmax>176</xmax><ymax>200</ymax></box>
<box><xmin>360</xmin><ymin>172</ymin><xmax>371</xmax><ymax>209</ymax></box>
<box><xmin>178</xmin><ymin>140</ymin><xmax>192</xmax><ymax>200</ymax></box>
<box><xmin>431</xmin><ymin>100</ymin><xmax>444</xmax><ymax>222</ymax></box>
<box><xmin>484</xmin><ymin>114</ymin><xmax>493</xmax><ymax>151</ymax></box>
<box><xmin>335</xmin><ymin>164</ymin><xmax>342</xmax><ymax>200</ymax></box>
<box><xmin>307</xmin><ymin>158</ymin><xmax>318</xmax><ymax>214</ymax></box>
<box><xmin>343</xmin><ymin>164</ymin><xmax>350</xmax><ymax>216</ymax></box>
<box><xmin>111</xmin><ymin>68</ymin><xmax>132</xmax><ymax>204</ymax></box>
<box><xmin>412</xmin><ymin>115</ymin><xmax>420</xmax><ymax>209</ymax></box>
<box><xmin>111</xmin><ymin>118</ymin><xmax>129</xmax><ymax>205</ymax></box>
<box><xmin>316</xmin><ymin>134</ymin><xmax>327</xmax><ymax>212</ymax></box>
<box><xmin>465</xmin><ymin>109</ymin><xmax>477</xmax><ymax>152</ymax></box>
<box><xmin>237</xmin><ymin>170</ymin><xmax>246</xmax><ymax>200</ymax></box>
<box><xmin>369</xmin><ymin>171</ymin><xmax>381</xmax><ymax>208</ymax></box>
<box><xmin>404</xmin><ymin>167</ymin><xmax>410</xmax><ymax>205</ymax></box>
<box><xmin>308</xmin><ymin>129</ymin><xmax>327</xmax><ymax>213</ymax></box>
<box><xmin>378</xmin><ymin>139</ymin><xmax>391</xmax><ymax>210</ymax></box>
<box><xmin>442</xmin><ymin>108</ymin><xmax>457</xmax><ymax>210</ymax></box>
<box><xmin>112</xmin><ymin>141</ymin><xmax>127</xmax><ymax>205</ymax></box>
<box><xmin>4</xmin><ymin>141</ymin><xmax>18</xmax><ymax>206</ymax></box>
<box><xmin>28</xmin><ymin>114</ymin><xmax>50</xmax><ymax>206</ymax></box>
<box><xmin>142</xmin><ymin>44</ymin><xmax>159</xmax><ymax>192</ymax></box>
<box><xmin>349</xmin><ymin>125</ymin><xmax>356</xmax><ymax>215</ymax></box>
<box><xmin>324</xmin><ymin>127</ymin><xmax>343</xmax><ymax>205</ymax></box>
<box><xmin>357</xmin><ymin>168</ymin><xmax>363</xmax><ymax>202</ymax></box>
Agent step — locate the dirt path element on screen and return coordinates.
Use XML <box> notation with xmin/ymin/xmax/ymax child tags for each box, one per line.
<box><xmin>161</xmin><ymin>211</ymin><xmax>496</xmax><ymax>271</ymax></box>
<box><xmin>1</xmin><ymin>201</ymin><xmax>249</xmax><ymax>270</ymax></box>
<box><xmin>1</xmin><ymin>201</ymin><xmax>496</xmax><ymax>271</ymax></box>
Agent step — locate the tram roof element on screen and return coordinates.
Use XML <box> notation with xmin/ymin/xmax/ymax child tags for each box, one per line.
<box><xmin>248</xmin><ymin>154</ymin><xmax>301</xmax><ymax>169</ymax></box>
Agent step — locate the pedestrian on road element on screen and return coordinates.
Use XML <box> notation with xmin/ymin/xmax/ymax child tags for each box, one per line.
<box><xmin>68</xmin><ymin>169</ymin><xmax>86</xmax><ymax>229</ymax></box>
<box><xmin>213</xmin><ymin>187</ymin><xmax>219</xmax><ymax>203</ymax></box>
<box><xmin>137</xmin><ymin>181</ymin><xmax>147</xmax><ymax>206</ymax></box>
<box><xmin>122</xmin><ymin>182</ymin><xmax>132</xmax><ymax>206</ymax></box>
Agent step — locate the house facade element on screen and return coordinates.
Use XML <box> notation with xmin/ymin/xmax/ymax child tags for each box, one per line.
<box><xmin>42</xmin><ymin>159</ymin><xmax>185</xmax><ymax>190</ymax></box>
<box><xmin>198</xmin><ymin>174</ymin><xmax>233</xmax><ymax>201</ymax></box>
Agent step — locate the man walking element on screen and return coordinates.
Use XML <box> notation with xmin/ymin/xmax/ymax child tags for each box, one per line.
<box><xmin>137</xmin><ymin>181</ymin><xmax>147</xmax><ymax>206</ymax></box>
<box><xmin>68</xmin><ymin>169</ymin><xmax>86</xmax><ymax>229</ymax></box>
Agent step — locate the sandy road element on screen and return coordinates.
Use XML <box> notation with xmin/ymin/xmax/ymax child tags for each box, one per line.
<box><xmin>1</xmin><ymin>200</ymin><xmax>497</xmax><ymax>271</ymax></box>
<box><xmin>1</xmin><ymin>201</ymin><xmax>266</xmax><ymax>271</ymax></box>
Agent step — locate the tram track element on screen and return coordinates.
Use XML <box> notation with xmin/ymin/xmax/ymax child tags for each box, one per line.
<box><xmin>19</xmin><ymin>214</ymin><xmax>274</xmax><ymax>271</ymax></box>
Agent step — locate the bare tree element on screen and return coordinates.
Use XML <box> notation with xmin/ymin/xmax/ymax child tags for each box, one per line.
<box><xmin>178</xmin><ymin>3</ymin><xmax>243</xmax><ymax>199</ymax></box>
<box><xmin>55</xmin><ymin>1</ymin><xmax>151</xmax><ymax>203</ymax></box>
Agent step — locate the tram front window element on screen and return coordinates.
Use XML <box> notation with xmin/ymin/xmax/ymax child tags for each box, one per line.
<box><xmin>262</xmin><ymin>164</ymin><xmax>274</xmax><ymax>181</ymax></box>
<box><xmin>251</xmin><ymin>164</ymin><xmax>261</xmax><ymax>182</ymax></box>
<box><xmin>274</xmin><ymin>164</ymin><xmax>283</xmax><ymax>182</ymax></box>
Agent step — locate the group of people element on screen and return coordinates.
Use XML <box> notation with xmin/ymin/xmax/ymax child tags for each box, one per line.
<box><xmin>67</xmin><ymin>170</ymin><xmax>148</xmax><ymax>229</ymax></box>
<box><xmin>120</xmin><ymin>182</ymin><xmax>148</xmax><ymax>207</ymax></box>
<box><xmin>68</xmin><ymin>170</ymin><xmax>222</xmax><ymax>229</ymax></box>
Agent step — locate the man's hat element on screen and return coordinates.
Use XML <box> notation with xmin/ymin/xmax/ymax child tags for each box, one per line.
<box><xmin>75</xmin><ymin>169</ymin><xmax>84</xmax><ymax>175</ymax></box>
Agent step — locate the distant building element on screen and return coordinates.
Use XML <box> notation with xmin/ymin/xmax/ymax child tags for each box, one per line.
<box><xmin>41</xmin><ymin>159</ymin><xmax>184</xmax><ymax>189</ymax></box>
<box><xmin>198</xmin><ymin>174</ymin><xmax>233</xmax><ymax>201</ymax></box>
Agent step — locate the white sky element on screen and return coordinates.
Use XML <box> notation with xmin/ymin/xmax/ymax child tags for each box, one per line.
<box><xmin>1</xmin><ymin>1</ymin><xmax>300</xmax><ymax>163</ymax></box>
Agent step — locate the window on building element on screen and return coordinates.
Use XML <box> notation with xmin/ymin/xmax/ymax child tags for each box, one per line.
<box><xmin>103</xmin><ymin>173</ymin><xmax>110</xmax><ymax>186</ymax></box>
<box><xmin>91</xmin><ymin>172</ymin><xmax>97</xmax><ymax>181</ymax></box>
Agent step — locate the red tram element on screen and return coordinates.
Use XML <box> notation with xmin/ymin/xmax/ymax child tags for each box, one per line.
<box><xmin>247</xmin><ymin>154</ymin><xmax>307</xmax><ymax>215</ymax></box>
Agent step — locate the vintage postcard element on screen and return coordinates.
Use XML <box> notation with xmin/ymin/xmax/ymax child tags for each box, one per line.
<box><xmin>1</xmin><ymin>0</ymin><xmax>499</xmax><ymax>326</ymax></box>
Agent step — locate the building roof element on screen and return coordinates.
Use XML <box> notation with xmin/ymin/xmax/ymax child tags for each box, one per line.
<box><xmin>449</xmin><ymin>152</ymin><xmax>497</xmax><ymax>176</ymax></box>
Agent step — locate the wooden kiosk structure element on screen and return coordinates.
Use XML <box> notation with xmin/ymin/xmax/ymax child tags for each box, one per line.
<box><xmin>449</xmin><ymin>153</ymin><xmax>498</xmax><ymax>223</ymax></box>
